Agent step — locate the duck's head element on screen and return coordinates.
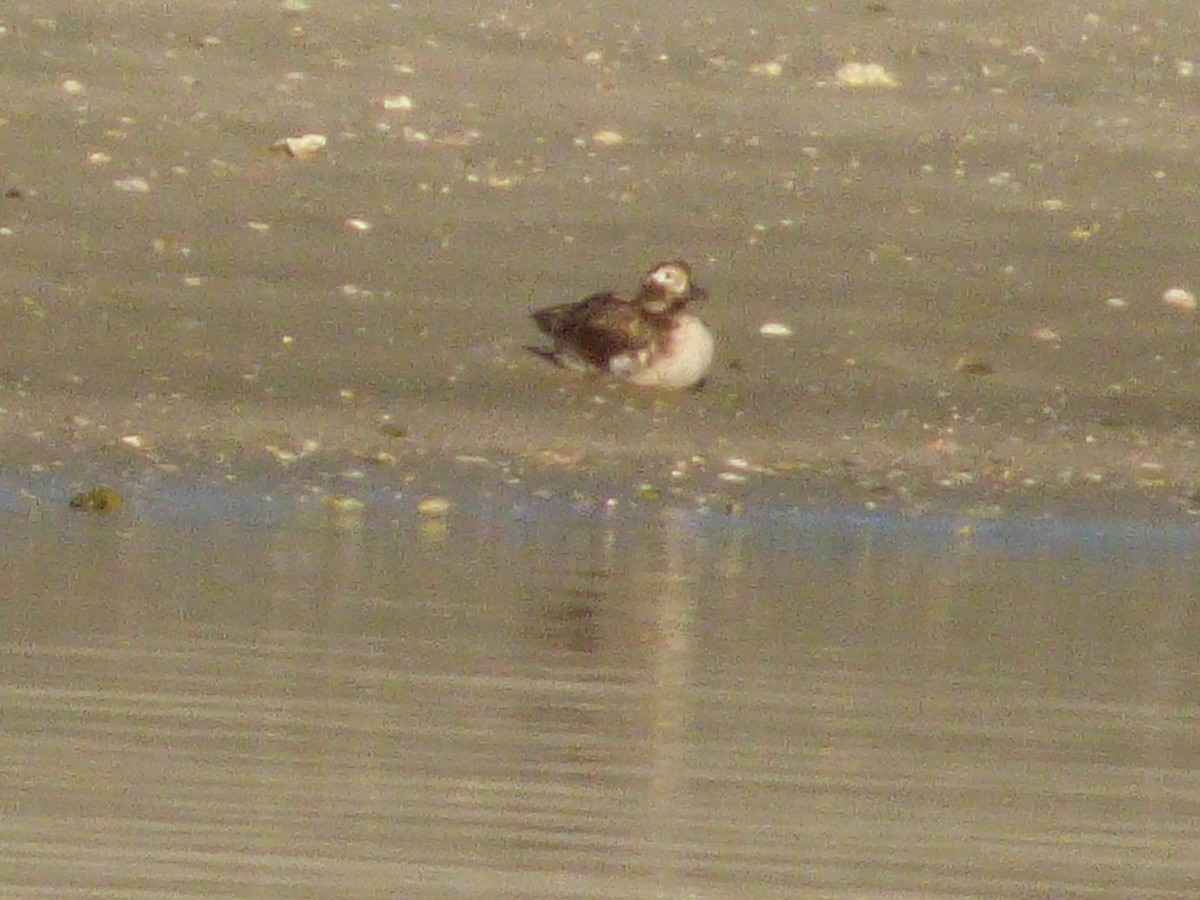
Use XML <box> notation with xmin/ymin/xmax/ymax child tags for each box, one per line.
<box><xmin>639</xmin><ymin>260</ymin><xmax>706</xmax><ymax>313</ymax></box>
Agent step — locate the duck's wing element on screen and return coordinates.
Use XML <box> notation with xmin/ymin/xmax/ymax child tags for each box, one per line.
<box><xmin>531</xmin><ymin>293</ymin><xmax>654</xmax><ymax>368</ymax></box>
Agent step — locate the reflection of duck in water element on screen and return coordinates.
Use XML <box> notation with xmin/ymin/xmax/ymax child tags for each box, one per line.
<box><xmin>530</xmin><ymin>261</ymin><xmax>714</xmax><ymax>390</ymax></box>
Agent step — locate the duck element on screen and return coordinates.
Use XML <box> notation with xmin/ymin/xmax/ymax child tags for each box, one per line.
<box><xmin>529</xmin><ymin>260</ymin><xmax>714</xmax><ymax>389</ymax></box>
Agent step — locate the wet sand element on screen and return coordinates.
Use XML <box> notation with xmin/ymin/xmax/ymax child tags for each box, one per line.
<box><xmin>3</xmin><ymin>2</ymin><xmax>1200</xmax><ymax>516</ymax></box>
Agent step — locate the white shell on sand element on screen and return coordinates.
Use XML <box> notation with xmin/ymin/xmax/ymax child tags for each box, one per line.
<box><xmin>748</xmin><ymin>60</ymin><xmax>784</xmax><ymax>77</ymax></box>
<box><xmin>113</xmin><ymin>176</ymin><xmax>151</xmax><ymax>193</ymax></box>
<box><xmin>418</xmin><ymin>497</ymin><xmax>452</xmax><ymax>516</ymax></box>
<box><xmin>835</xmin><ymin>62</ymin><xmax>899</xmax><ymax>88</ymax></box>
<box><xmin>759</xmin><ymin>322</ymin><xmax>793</xmax><ymax>337</ymax></box>
<box><xmin>1162</xmin><ymin>287</ymin><xmax>1197</xmax><ymax>310</ymax></box>
<box><xmin>271</xmin><ymin>133</ymin><xmax>327</xmax><ymax>158</ymax></box>
<box><xmin>382</xmin><ymin>94</ymin><xmax>413</xmax><ymax>111</ymax></box>
<box><xmin>592</xmin><ymin>129</ymin><xmax>625</xmax><ymax>147</ymax></box>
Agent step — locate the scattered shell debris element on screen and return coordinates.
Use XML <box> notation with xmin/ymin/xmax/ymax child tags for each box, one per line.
<box><xmin>151</xmin><ymin>236</ymin><xmax>191</xmax><ymax>256</ymax></box>
<box><xmin>463</xmin><ymin>171</ymin><xmax>518</xmax><ymax>189</ymax></box>
<box><xmin>121</xmin><ymin>434</ymin><xmax>145</xmax><ymax>449</ymax></box>
<box><xmin>1136</xmin><ymin>461</ymin><xmax>1166</xmax><ymax>487</ymax></box>
<box><xmin>724</xmin><ymin>457</ymin><xmax>774</xmax><ymax>475</ymax></box>
<box><xmin>324</xmin><ymin>496</ymin><xmax>364</xmax><ymax>513</ymax></box>
<box><xmin>454</xmin><ymin>454</ymin><xmax>493</xmax><ymax>466</ymax></box>
<box><xmin>1162</xmin><ymin>287</ymin><xmax>1196</xmax><ymax>311</ymax></box>
<box><xmin>113</xmin><ymin>176</ymin><xmax>151</xmax><ymax>193</ymax></box>
<box><xmin>345</xmin><ymin>217</ymin><xmax>372</xmax><ymax>232</ymax></box>
<box><xmin>69</xmin><ymin>485</ymin><xmax>124</xmax><ymax>513</ymax></box>
<box><xmin>537</xmin><ymin>449</ymin><xmax>584</xmax><ymax>465</ymax></box>
<box><xmin>61</xmin><ymin>79</ymin><xmax>85</xmax><ymax>96</ymax></box>
<box><xmin>591</xmin><ymin>129</ymin><xmax>625</xmax><ymax>147</ymax></box>
<box><xmin>265</xmin><ymin>439</ymin><xmax>319</xmax><ymax>464</ymax></box>
<box><xmin>834</xmin><ymin>62</ymin><xmax>899</xmax><ymax>88</ymax></box>
<box><xmin>266</xmin><ymin>446</ymin><xmax>296</xmax><ymax>463</ymax></box>
<box><xmin>1105</xmin><ymin>297</ymin><xmax>1128</xmax><ymax>309</ymax></box>
<box><xmin>271</xmin><ymin>133</ymin><xmax>327</xmax><ymax>158</ymax></box>
<box><xmin>748</xmin><ymin>59</ymin><xmax>784</xmax><ymax>77</ymax></box>
<box><xmin>1030</xmin><ymin>326</ymin><xmax>1062</xmax><ymax>346</ymax></box>
<box><xmin>417</xmin><ymin>496</ymin><xmax>452</xmax><ymax>516</ymax></box>
<box><xmin>759</xmin><ymin>322</ymin><xmax>793</xmax><ymax>337</ymax></box>
<box><xmin>362</xmin><ymin>450</ymin><xmax>397</xmax><ymax>466</ymax></box>
<box><xmin>382</xmin><ymin>94</ymin><xmax>413</xmax><ymax>111</ymax></box>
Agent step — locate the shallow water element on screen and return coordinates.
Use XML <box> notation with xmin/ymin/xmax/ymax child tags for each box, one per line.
<box><xmin>2</xmin><ymin>493</ymin><xmax>1197</xmax><ymax>898</ymax></box>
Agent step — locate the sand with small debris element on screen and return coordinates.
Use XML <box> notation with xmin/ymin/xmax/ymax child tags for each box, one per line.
<box><xmin>3</xmin><ymin>1</ymin><xmax>1200</xmax><ymax>518</ymax></box>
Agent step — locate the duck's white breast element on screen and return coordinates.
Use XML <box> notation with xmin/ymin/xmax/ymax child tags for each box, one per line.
<box><xmin>625</xmin><ymin>314</ymin><xmax>714</xmax><ymax>389</ymax></box>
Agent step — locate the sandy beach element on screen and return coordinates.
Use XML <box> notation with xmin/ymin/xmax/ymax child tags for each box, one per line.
<box><xmin>2</xmin><ymin>1</ymin><xmax>1200</xmax><ymax>518</ymax></box>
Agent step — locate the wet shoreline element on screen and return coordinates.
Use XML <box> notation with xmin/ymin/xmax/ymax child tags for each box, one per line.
<box><xmin>12</xmin><ymin>430</ymin><xmax>1200</xmax><ymax>538</ymax></box>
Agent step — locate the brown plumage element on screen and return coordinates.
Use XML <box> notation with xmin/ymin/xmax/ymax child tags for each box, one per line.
<box><xmin>531</xmin><ymin>291</ymin><xmax>663</xmax><ymax>369</ymax></box>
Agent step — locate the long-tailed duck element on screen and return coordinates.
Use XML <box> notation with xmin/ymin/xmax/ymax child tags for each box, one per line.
<box><xmin>530</xmin><ymin>260</ymin><xmax>714</xmax><ymax>389</ymax></box>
